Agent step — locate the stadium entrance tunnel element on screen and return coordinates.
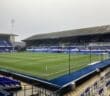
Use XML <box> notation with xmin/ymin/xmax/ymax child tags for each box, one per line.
<box><xmin>0</xmin><ymin>59</ymin><xmax>110</xmax><ymax>96</ymax></box>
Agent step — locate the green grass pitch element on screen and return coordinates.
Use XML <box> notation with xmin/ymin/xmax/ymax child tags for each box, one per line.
<box><xmin>0</xmin><ymin>52</ymin><xmax>103</xmax><ymax>80</ymax></box>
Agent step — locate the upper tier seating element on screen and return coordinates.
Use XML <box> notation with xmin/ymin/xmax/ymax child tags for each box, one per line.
<box><xmin>0</xmin><ymin>40</ymin><xmax>12</xmax><ymax>47</ymax></box>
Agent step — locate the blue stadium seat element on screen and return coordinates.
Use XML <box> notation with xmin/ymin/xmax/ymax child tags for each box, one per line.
<box><xmin>0</xmin><ymin>77</ymin><xmax>21</xmax><ymax>90</ymax></box>
<box><xmin>0</xmin><ymin>40</ymin><xmax>13</xmax><ymax>52</ymax></box>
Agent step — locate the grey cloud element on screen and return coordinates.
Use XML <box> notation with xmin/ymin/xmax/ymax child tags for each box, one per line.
<box><xmin>0</xmin><ymin>0</ymin><xmax>110</xmax><ymax>41</ymax></box>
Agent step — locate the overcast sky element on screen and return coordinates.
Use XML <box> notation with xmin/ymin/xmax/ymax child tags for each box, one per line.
<box><xmin>0</xmin><ymin>0</ymin><xmax>110</xmax><ymax>41</ymax></box>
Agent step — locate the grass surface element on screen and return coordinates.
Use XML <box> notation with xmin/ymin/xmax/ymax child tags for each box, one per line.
<box><xmin>0</xmin><ymin>52</ymin><xmax>103</xmax><ymax>80</ymax></box>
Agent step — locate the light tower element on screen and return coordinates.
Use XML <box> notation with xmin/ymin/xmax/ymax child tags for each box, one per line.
<box><xmin>11</xmin><ymin>19</ymin><xmax>15</xmax><ymax>52</ymax></box>
<box><xmin>11</xmin><ymin>19</ymin><xmax>15</xmax><ymax>34</ymax></box>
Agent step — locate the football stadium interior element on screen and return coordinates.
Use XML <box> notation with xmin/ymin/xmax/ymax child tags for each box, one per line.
<box><xmin>0</xmin><ymin>25</ymin><xmax>110</xmax><ymax>96</ymax></box>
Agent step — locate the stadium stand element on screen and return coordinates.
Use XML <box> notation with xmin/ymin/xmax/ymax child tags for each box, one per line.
<box><xmin>24</xmin><ymin>25</ymin><xmax>110</xmax><ymax>46</ymax></box>
<box><xmin>24</xmin><ymin>25</ymin><xmax>110</xmax><ymax>55</ymax></box>
<box><xmin>0</xmin><ymin>33</ymin><xmax>17</xmax><ymax>52</ymax></box>
<box><xmin>0</xmin><ymin>77</ymin><xmax>21</xmax><ymax>89</ymax></box>
<box><xmin>0</xmin><ymin>40</ymin><xmax>12</xmax><ymax>47</ymax></box>
<box><xmin>0</xmin><ymin>40</ymin><xmax>12</xmax><ymax>52</ymax></box>
<box><xmin>0</xmin><ymin>77</ymin><xmax>21</xmax><ymax>96</ymax></box>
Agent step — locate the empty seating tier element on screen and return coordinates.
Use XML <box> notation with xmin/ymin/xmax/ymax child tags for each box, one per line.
<box><xmin>0</xmin><ymin>77</ymin><xmax>21</xmax><ymax>90</ymax></box>
<box><xmin>0</xmin><ymin>40</ymin><xmax>13</xmax><ymax>52</ymax></box>
<box><xmin>0</xmin><ymin>40</ymin><xmax>12</xmax><ymax>47</ymax></box>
